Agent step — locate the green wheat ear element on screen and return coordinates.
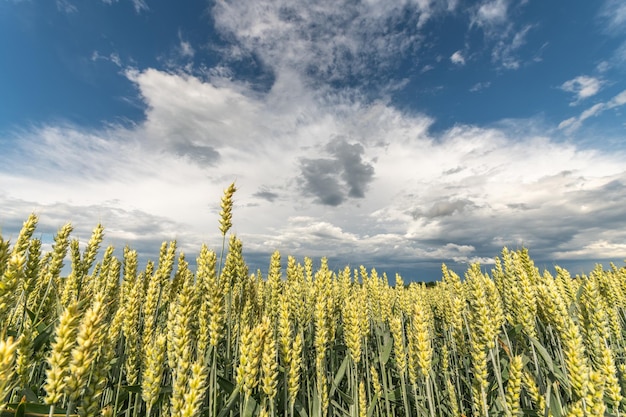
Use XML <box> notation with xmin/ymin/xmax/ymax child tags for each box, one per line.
<box><xmin>219</xmin><ymin>182</ymin><xmax>237</xmax><ymax>237</ymax></box>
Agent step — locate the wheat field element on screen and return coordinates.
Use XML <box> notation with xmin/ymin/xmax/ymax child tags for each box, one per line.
<box><xmin>1</xmin><ymin>184</ymin><xmax>625</xmax><ymax>417</ymax></box>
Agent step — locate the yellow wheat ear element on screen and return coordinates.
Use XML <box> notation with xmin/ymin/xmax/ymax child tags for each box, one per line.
<box><xmin>219</xmin><ymin>182</ymin><xmax>237</xmax><ymax>237</ymax></box>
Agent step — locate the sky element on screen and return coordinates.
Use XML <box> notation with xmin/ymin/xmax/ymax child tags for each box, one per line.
<box><xmin>1</xmin><ymin>0</ymin><xmax>626</xmax><ymax>281</ymax></box>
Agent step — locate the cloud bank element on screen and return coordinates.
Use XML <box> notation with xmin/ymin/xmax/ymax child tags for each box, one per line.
<box><xmin>3</xmin><ymin>65</ymin><xmax>626</xmax><ymax>279</ymax></box>
<box><xmin>1</xmin><ymin>0</ymin><xmax>626</xmax><ymax>280</ymax></box>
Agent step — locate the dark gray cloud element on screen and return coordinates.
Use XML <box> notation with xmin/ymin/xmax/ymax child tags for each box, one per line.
<box><xmin>299</xmin><ymin>138</ymin><xmax>375</xmax><ymax>206</ymax></box>
<box><xmin>299</xmin><ymin>158</ymin><xmax>344</xmax><ymax>206</ymax></box>
<box><xmin>575</xmin><ymin>179</ymin><xmax>625</xmax><ymax>203</ymax></box>
<box><xmin>173</xmin><ymin>142</ymin><xmax>221</xmax><ymax>166</ymax></box>
<box><xmin>506</xmin><ymin>203</ymin><xmax>532</xmax><ymax>210</ymax></box>
<box><xmin>326</xmin><ymin>138</ymin><xmax>374</xmax><ymax>198</ymax></box>
<box><xmin>411</xmin><ymin>198</ymin><xmax>477</xmax><ymax>220</ymax></box>
<box><xmin>402</xmin><ymin>176</ymin><xmax>626</xmax><ymax>269</ymax></box>
<box><xmin>253</xmin><ymin>189</ymin><xmax>279</xmax><ymax>202</ymax></box>
<box><xmin>443</xmin><ymin>166</ymin><xmax>464</xmax><ymax>175</ymax></box>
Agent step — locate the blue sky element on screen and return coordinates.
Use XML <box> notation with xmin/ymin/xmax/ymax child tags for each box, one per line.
<box><xmin>1</xmin><ymin>0</ymin><xmax>626</xmax><ymax>281</ymax></box>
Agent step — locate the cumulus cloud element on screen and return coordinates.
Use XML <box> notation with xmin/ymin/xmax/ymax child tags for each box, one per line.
<box><xmin>299</xmin><ymin>158</ymin><xmax>345</xmax><ymax>206</ymax></box>
<box><xmin>125</xmin><ymin>68</ymin><xmax>270</xmax><ymax>161</ymax></box>
<box><xmin>326</xmin><ymin>138</ymin><xmax>375</xmax><ymax>199</ymax></box>
<box><xmin>450</xmin><ymin>51</ymin><xmax>466</xmax><ymax>66</ymax></box>
<box><xmin>298</xmin><ymin>137</ymin><xmax>374</xmax><ymax>206</ymax></box>
<box><xmin>472</xmin><ymin>0</ymin><xmax>509</xmax><ymax>28</ymax></box>
<box><xmin>3</xmin><ymin>70</ymin><xmax>626</xmax><ymax>279</ymax></box>
<box><xmin>561</xmin><ymin>75</ymin><xmax>603</xmax><ymax>104</ymax></box>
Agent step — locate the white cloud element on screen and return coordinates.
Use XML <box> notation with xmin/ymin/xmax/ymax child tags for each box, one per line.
<box><xmin>3</xmin><ymin>69</ymin><xmax>626</xmax><ymax>278</ymax></box>
<box><xmin>469</xmin><ymin>81</ymin><xmax>491</xmax><ymax>92</ymax></box>
<box><xmin>211</xmin><ymin>0</ymin><xmax>455</xmax><ymax>87</ymax></box>
<box><xmin>559</xmin><ymin>89</ymin><xmax>626</xmax><ymax>132</ymax></box>
<box><xmin>596</xmin><ymin>61</ymin><xmax>611</xmax><ymax>73</ymax></box>
<box><xmin>131</xmin><ymin>0</ymin><xmax>148</xmax><ymax>12</ymax></box>
<box><xmin>473</xmin><ymin>0</ymin><xmax>509</xmax><ymax>27</ymax></box>
<box><xmin>615</xmin><ymin>41</ymin><xmax>626</xmax><ymax>65</ymax></box>
<box><xmin>179</xmin><ymin>42</ymin><xmax>194</xmax><ymax>58</ymax></box>
<box><xmin>554</xmin><ymin>240</ymin><xmax>626</xmax><ymax>260</ymax></box>
<box><xmin>561</xmin><ymin>75</ymin><xmax>603</xmax><ymax>104</ymax></box>
<box><xmin>101</xmin><ymin>0</ymin><xmax>148</xmax><ymax>13</ymax></box>
<box><xmin>469</xmin><ymin>0</ymin><xmax>534</xmax><ymax>71</ymax></box>
<box><xmin>609</xmin><ymin>89</ymin><xmax>626</xmax><ymax>107</ymax></box>
<box><xmin>110</xmin><ymin>53</ymin><xmax>122</xmax><ymax>67</ymax></box>
<box><xmin>56</xmin><ymin>0</ymin><xmax>77</xmax><ymax>13</ymax></box>
<box><xmin>91</xmin><ymin>51</ymin><xmax>123</xmax><ymax>67</ymax></box>
<box><xmin>580</xmin><ymin>103</ymin><xmax>605</xmax><ymax>120</ymax></box>
<box><xmin>450</xmin><ymin>50</ymin><xmax>465</xmax><ymax>66</ymax></box>
<box><xmin>600</xmin><ymin>0</ymin><xmax>626</xmax><ymax>34</ymax></box>
<box><xmin>557</xmin><ymin>117</ymin><xmax>577</xmax><ymax>131</ymax></box>
<box><xmin>491</xmin><ymin>24</ymin><xmax>533</xmax><ymax>70</ymax></box>
<box><xmin>177</xmin><ymin>31</ymin><xmax>195</xmax><ymax>59</ymax></box>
